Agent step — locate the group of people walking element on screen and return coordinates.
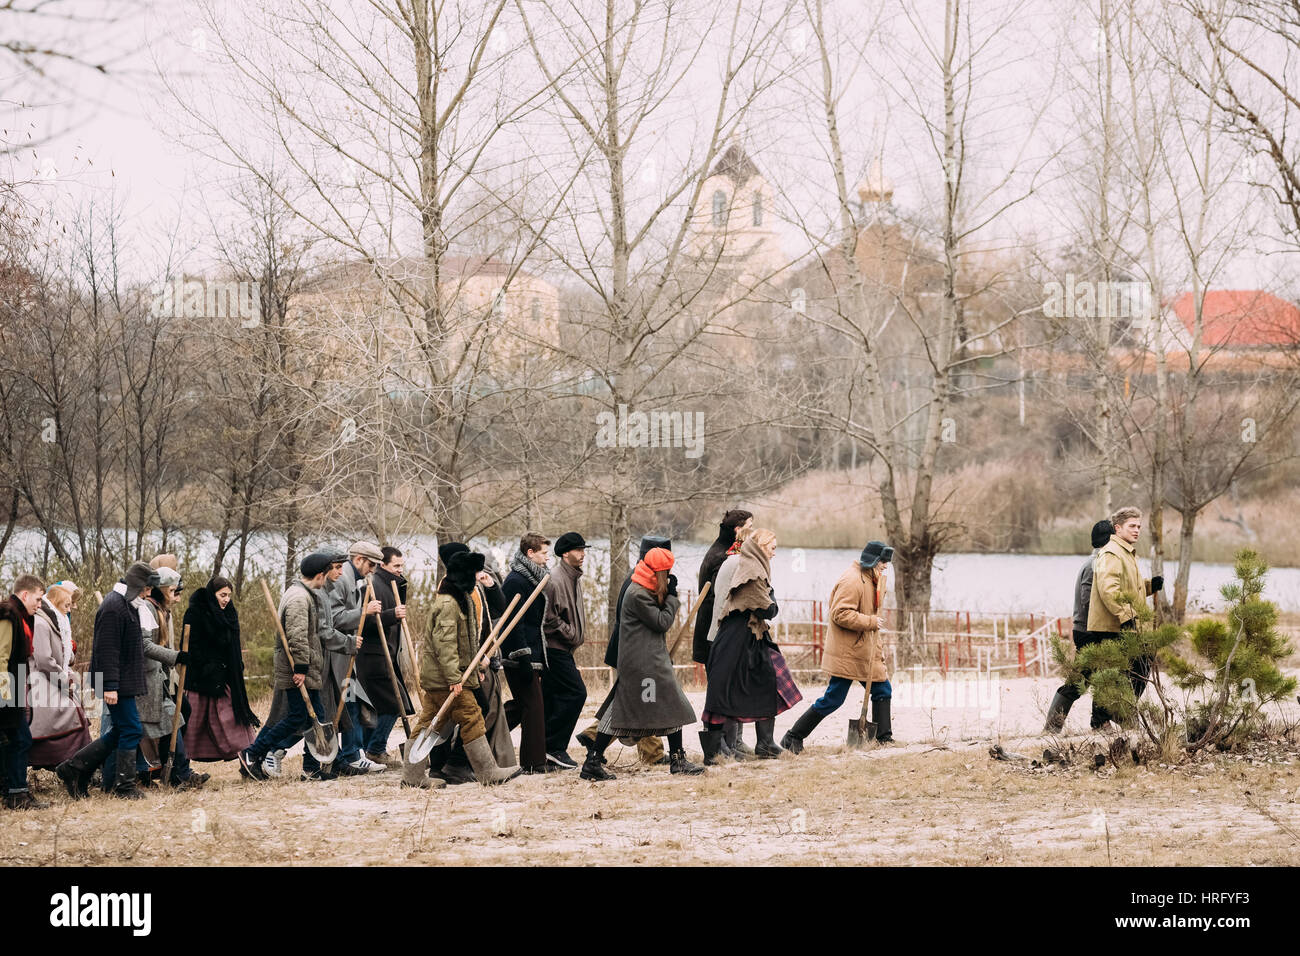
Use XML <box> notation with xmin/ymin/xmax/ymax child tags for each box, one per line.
<box><xmin>0</xmin><ymin>513</ymin><xmax>909</xmax><ymax>807</ymax></box>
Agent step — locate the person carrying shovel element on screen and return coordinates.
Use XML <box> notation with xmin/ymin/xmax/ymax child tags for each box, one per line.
<box><xmin>402</xmin><ymin>550</ymin><xmax>521</xmax><ymax>788</ymax></box>
<box><xmin>239</xmin><ymin>553</ymin><xmax>333</xmax><ymax>782</ymax></box>
<box><xmin>781</xmin><ymin>540</ymin><xmax>894</xmax><ymax>753</ymax></box>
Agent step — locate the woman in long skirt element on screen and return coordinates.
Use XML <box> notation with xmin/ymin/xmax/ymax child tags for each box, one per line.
<box><xmin>27</xmin><ymin>585</ymin><xmax>92</xmax><ymax>769</ymax></box>
<box><xmin>181</xmin><ymin>577</ymin><xmax>259</xmax><ymax>760</ymax></box>
<box><xmin>699</xmin><ymin>529</ymin><xmax>802</xmax><ymax>762</ymax></box>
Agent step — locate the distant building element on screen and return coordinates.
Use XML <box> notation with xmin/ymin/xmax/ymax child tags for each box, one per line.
<box><xmin>688</xmin><ymin>143</ymin><xmax>785</xmax><ymax>285</ymax></box>
<box><xmin>1163</xmin><ymin>289</ymin><xmax>1300</xmax><ymax>351</ymax></box>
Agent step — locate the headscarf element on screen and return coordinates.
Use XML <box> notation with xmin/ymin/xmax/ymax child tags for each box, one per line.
<box><xmin>631</xmin><ymin>547</ymin><xmax>674</xmax><ymax>592</ymax></box>
<box><xmin>722</xmin><ymin>530</ymin><xmax>775</xmax><ymax>616</ymax></box>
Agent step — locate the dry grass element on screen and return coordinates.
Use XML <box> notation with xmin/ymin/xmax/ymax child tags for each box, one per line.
<box><xmin>6</xmin><ymin>727</ymin><xmax>1299</xmax><ymax>866</ymax></box>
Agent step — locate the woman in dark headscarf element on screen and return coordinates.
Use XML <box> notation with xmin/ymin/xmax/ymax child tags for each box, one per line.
<box><xmin>181</xmin><ymin>576</ymin><xmax>259</xmax><ymax>761</ymax></box>
<box><xmin>699</xmin><ymin>529</ymin><xmax>801</xmax><ymax>762</ymax></box>
<box><xmin>580</xmin><ymin>547</ymin><xmax>704</xmax><ymax>780</ymax></box>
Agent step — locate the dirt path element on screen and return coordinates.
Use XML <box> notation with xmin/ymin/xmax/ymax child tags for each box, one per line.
<box><xmin>5</xmin><ymin>677</ymin><xmax>1298</xmax><ymax>866</ymax></box>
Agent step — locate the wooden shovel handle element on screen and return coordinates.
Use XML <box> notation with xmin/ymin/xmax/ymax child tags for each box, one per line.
<box><xmin>260</xmin><ymin>579</ymin><xmax>318</xmax><ymax>717</ymax></box>
<box><xmin>668</xmin><ymin>580</ymin><xmax>710</xmax><ymax>656</ymax></box>
<box><xmin>166</xmin><ymin>623</ymin><xmax>190</xmax><ymax>751</ymax></box>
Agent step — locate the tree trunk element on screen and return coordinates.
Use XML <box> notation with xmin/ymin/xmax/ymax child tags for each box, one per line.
<box><xmin>1173</xmin><ymin>509</ymin><xmax>1197</xmax><ymax>623</ymax></box>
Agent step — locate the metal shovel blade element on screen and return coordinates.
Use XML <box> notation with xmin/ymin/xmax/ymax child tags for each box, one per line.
<box><xmin>305</xmin><ymin>720</ymin><xmax>339</xmax><ymax>764</ymax></box>
<box><xmin>846</xmin><ymin>718</ymin><xmax>878</xmax><ymax>749</ymax></box>
<box><xmin>407</xmin><ymin>726</ymin><xmax>438</xmax><ymax>764</ymax></box>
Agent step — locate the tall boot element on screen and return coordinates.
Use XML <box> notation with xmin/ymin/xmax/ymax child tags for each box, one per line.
<box><xmin>780</xmin><ymin>707</ymin><xmax>826</xmax><ymax>755</ymax></box>
<box><xmin>113</xmin><ymin>749</ymin><xmax>146</xmax><ymax>800</ymax></box>
<box><xmin>698</xmin><ymin>725</ymin><xmax>726</xmax><ymax>766</ymax></box>
<box><xmin>402</xmin><ymin>740</ymin><xmax>446</xmax><ymax>790</ymax></box>
<box><xmin>1043</xmin><ymin>690</ymin><xmax>1072</xmax><ymax>733</ymax></box>
<box><xmin>465</xmin><ymin>735</ymin><xmax>521</xmax><ymax>786</ymax></box>
<box><xmin>720</xmin><ymin>719</ymin><xmax>737</xmax><ymax>758</ymax></box>
<box><xmin>56</xmin><ymin>736</ymin><xmax>113</xmax><ymax>799</ymax></box>
<box><xmin>731</xmin><ymin>720</ymin><xmax>755</xmax><ymax>757</ymax></box>
<box><xmin>873</xmin><ymin>697</ymin><xmax>893</xmax><ymax>743</ymax></box>
<box><xmin>753</xmin><ymin>718</ymin><xmax>783</xmax><ymax>758</ymax></box>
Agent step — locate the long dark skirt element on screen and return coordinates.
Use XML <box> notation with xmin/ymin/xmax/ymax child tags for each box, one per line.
<box><xmin>184</xmin><ymin>689</ymin><xmax>256</xmax><ymax>760</ymax></box>
<box><xmin>29</xmin><ymin>720</ymin><xmax>92</xmax><ymax>769</ymax></box>
<box><xmin>703</xmin><ymin>613</ymin><xmax>784</xmax><ymax>720</ymax></box>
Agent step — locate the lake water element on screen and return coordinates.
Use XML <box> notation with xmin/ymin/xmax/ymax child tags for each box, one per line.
<box><xmin>4</xmin><ymin>528</ymin><xmax>1296</xmax><ymax>616</ymax></box>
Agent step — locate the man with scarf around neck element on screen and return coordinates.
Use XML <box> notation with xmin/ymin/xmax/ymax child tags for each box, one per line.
<box><xmin>500</xmin><ymin>532</ymin><xmax>552</xmax><ymax>774</ymax></box>
<box><xmin>696</xmin><ymin>510</ymin><xmax>755</xmax><ymax>759</ymax></box>
<box><xmin>402</xmin><ymin>550</ymin><xmax>521</xmax><ymax>788</ymax></box>
<box><xmin>699</xmin><ymin>530</ymin><xmax>801</xmax><ymax>762</ymax></box>
<box><xmin>581</xmin><ymin>547</ymin><xmax>704</xmax><ymax>780</ymax></box>
<box><xmin>541</xmin><ymin>531</ymin><xmax>588</xmax><ymax>769</ymax></box>
<box><xmin>57</xmin><ymin>562</ymin><xmax>161</xmax><ymax>800</ymax></box>
<box><xmin>324</xmin><ymin>541</ymin><xmax>386</xmax><ymax>775</ymax></box>
<box><xmin>1</xmin><ymin>574</ymin><xmax>50</xmax><ymax>809</ymax></box>
<box><xmin>781</xmin><ymin>541</ymin><xmax>895</xmax><ymax>753</ymax></box>
<box><xmin>356</xmin><ymin>546</ymin><xmax>415</xmax><ymax>767</ymax></box>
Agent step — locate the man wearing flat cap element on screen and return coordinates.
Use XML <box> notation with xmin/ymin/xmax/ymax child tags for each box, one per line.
<box><xmin>541</xmin><ymin>532</ymin><xmax>588</xmax><ymax>769</ymax></box>
<box><xmin>323</xmin><ymin>541</ymin><xmax>386</xmax><ymax>775</ymax></box>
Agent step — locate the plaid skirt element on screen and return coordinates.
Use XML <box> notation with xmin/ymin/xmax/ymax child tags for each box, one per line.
<box><xmin>702</xmin><ymin>646</ymin><xmax>802</xmax><ymax>724</ymax></box>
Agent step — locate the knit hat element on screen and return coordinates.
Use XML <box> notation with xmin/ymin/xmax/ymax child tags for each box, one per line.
<box><xmin>438</xmin><ymin>541</ymin><xmax>470</xmax><ymax>566</ymax></box>
<box><xmin>554</xmin><ymin>532</ymin><xmax>587</xmax><ymax>556</ymax></box>
<box><xmin>154</xmin><ymin>567</ymin><xmax>182</xmax><ymax>590</ymax></box>
<box><xmin>445</xmin><ymin>551</ymin><xmax>485</xmax><ymax>593</ymax></box>
<box><xmin>858</xmin><ymin>541</ymin><xmax>891</xmax><ymax>569</ymax></box>
<box><xmin>1091</xmin><ymin>520</ymin><xmax>1114</xmax><ymax>549</ymax></box>
<box><xmin>301</xmin><ymin>552</ymin><xmax>334</xmax><ymax>578</ymax></box>
<box><xmin>347</xmin><ymin>541</ymin><xmax>384</xmax><ymax>563</ymax></box>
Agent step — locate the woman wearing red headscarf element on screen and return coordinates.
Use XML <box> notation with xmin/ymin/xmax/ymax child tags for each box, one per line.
<box><xmin>580</xmin><ymin>548</ymin><xmax>704</xmax><ymax>779</ymax></box>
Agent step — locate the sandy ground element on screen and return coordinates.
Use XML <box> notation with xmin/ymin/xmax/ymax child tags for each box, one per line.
<box><xmin>5</xmin><ymin>676</ymin><xmax>1300</xmax><ymax>866</ymax></box>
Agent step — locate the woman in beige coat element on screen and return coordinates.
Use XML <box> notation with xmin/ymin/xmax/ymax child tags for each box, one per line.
<box><xmin>27</xmin><ymin>587</ymin><xmax>92</xmax><ymax>768</ymax></box>
<box><xmin>781</xmin><ymin>540</ymin><xmax>894</xmax><ymax>752</ymax></box>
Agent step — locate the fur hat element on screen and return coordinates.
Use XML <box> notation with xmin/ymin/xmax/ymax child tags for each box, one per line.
<box><xmin>858</xmin><ymin>541</ymin><xmax>891</xmax><ymax>570</ymax></box>
<box><xmin>445</xmin><ymin>551</ymin><xmax>485</xmax><ymax>592</ymax></box>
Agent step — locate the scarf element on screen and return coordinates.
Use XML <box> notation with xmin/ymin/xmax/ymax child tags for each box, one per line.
<box><xmin>510</xmin><ymin>549</ymin><xmax>546</xmax><ymax>588</ymax></box>
<box><xmin>631</xmin><ymin>547</ymin><xmax>673</xmax><ymax>591</ymax></box>
<box><xmin>722</xmin><ymin>536</ymin><xmax>775</xmax><ymax>638</ymax></box>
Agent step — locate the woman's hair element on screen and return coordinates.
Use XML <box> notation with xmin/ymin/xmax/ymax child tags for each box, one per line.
<box><xmin>45</xmin><ymin>584</ymin><xmax>72</xmax><ymax>612</ymax></box>
<box><xmin>748</xmin><ymin>528</ymin><xmax>777</xmax><ymax>552</ymax></box>
<box><xmin>207</xmin><ymin>575</ymin><xmax>234</xmax><ymax>594</ymax></box>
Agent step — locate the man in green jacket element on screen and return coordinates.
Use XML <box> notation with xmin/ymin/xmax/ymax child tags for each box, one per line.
<box><xmin>402</xmin><ymin>550</ymin><xmax>520</xmax><ymax>788</ymax></box>
<box><xmin>1087</xmin><ymin>506</ymin><xmax>1164</xmax><ymax>721</ymax></box>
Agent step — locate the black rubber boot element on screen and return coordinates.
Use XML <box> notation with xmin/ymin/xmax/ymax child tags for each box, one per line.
<box><xmin>56</xmin><ymin>736</ymin><xmax>113</xmax><ymax>800</ymax></box>
<box><xmin>731</xmin><ymin>721</ymin><xmax>755</xmax><ymax>757</ymax></box>
<box><xmin>753</xmin><ymin>718</ymin><xmax>783</xmax><ymax>758</ymax></box>
<box><xmin>1043</xmin><ymin>690</ymin><xmax>1072</xmax><ymax>733</ymax></box>
<box><xmin>720</xmin><ymin>719</ymin><xmax>737</xmax><ymax>757</ymax></box>
<box><xmin>780</xmin><ymin>707</ymin><xmax>826</xmax><ymax>755</ymax></box>
<box><xmin>873</xmin><ymin>697</ymin><xmax>893</xmax><ymax>743</ymax></box>
<box><xmin>113</xmin><ymin>750</ymin><xmax>146</xmax><ymax>800</ymax></box>
<box><xmin>698</xmin><ymin>726</ymin><xmax>726</xmax><ymax>765</ymax></box>
<box><xmin>580</xmin><ymin>748</ymin><xmax>616</xmax><ymax>781</ymax></box>
<box><xmin>670</xmin><ymin>748</ymin><xmax>705</xmax><ymax>775</ymax></box>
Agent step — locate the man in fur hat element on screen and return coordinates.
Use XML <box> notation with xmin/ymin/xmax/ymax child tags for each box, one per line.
<box><xmin>57</xmin><ymin>562</ymin><xmax>161</xmax><ymax>800</ymax></box>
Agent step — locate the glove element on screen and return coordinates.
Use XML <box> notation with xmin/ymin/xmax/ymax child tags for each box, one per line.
<box><xmin>507</xmin><ymin>647</ymin><xmax>532</xmax><ymax>661</ymax></box>
<box><xmin>1120</xmin><ymin>618</ymin><xmax>1137</xmax><ymax>631</ymax></box>
<box><xmin>666</xmin><ymin>573</ymin><xmax>678</xmax><ymax>596</ymax></box>
<box><xmin>174</xmin><ymin>651</ymin><xmax>191</xmax><ymax>667</ymax></box>
<box><xmin>1151</xmin><ymin>575</ymin><xmax>1164</xmax><ymax>593</ymax></box>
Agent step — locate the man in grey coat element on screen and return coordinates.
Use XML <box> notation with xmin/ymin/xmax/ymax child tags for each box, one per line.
<box><xmin>324</xmin><ymin>541</ymin><xmax>385</xmax><ymax>774</ymax></box>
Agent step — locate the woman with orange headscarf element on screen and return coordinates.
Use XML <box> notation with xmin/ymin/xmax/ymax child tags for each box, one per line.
<box><xmin>699</xmin><ymin>529</ymin><xmax>801</xmax><ymax>762</ymax></box>
<box><xmin>579</xmin><ymin>547</ymin><xmax>704</xmax><ymax>780</ymax></box>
